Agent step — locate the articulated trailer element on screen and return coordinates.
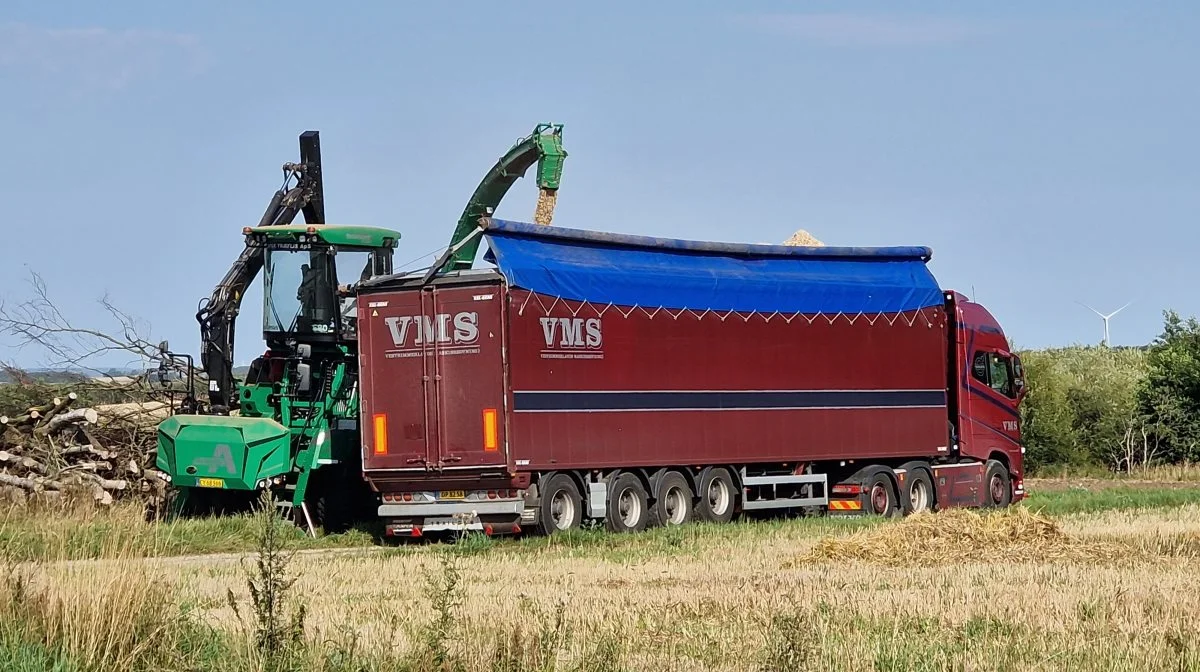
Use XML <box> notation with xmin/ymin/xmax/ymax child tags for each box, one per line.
<box><xmin>355</xmin><ymin>219</ymin><xmax>1027</xmax><ymax>537</ymax></box>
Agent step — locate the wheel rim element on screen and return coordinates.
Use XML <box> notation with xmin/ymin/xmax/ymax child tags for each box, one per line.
<box><xmin>990</xmin><ymin>474</ymin><xmax>1006</xmax><ymax>503</ymax></box>
<box><xmin>550</xmin><ymin>490</ymin><xmax>575</xmax><ymax>530</ymax></box>
<box><xmin>664</xmin><ymin>485</ymin><xmax>687</xmax><ymax>525</ymax></box>
<box><xmin>909</xmin><ymin>479</ymin><xmax>929</xmax><ymax>512</ymax></box>
<box><xmin>870</xmin><ymin>483</ymin><xmax>889</xmax><ymax>514</ymax></box>
<box><xmin>618</xmin><ymin>488</ymin><xmax>642</xmax><ymax>527</ymax></box>
<box><xmin>707</xmin><ymin>478</ymin><xmax>730</xmax><ymax>516</ymax></box>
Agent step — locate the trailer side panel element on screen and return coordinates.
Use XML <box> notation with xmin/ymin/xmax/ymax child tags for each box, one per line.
<box><xmin>507</xmin><ymin>290</ymin><xmax>950</xmax><ymax>470</ymax></box>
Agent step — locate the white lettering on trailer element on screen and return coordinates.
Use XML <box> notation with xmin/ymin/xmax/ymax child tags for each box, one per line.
<box><xmin>539</xmin><ymin>317</ymin><xmax>604</xmax><ymax>359</ymax></box>
<box><xmin>383</xmin><ymin>311</ymin><xmax>479</xmax><ymax>356</ymax></box>
<box><xmin>1002</xmin><ymin>420</ymin><xmax>1019</xmax><ymax>431</ymax></box>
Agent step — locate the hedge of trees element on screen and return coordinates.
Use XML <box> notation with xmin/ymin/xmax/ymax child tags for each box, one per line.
<box><xmin>1019</xmin><ymin>311</ymin><xmax>1200</xmax><ymax>474</ymax></box>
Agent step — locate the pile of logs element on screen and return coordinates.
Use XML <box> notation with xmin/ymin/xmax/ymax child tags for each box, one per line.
<box><xmin>0</xmin><ymin>392</ymin><xmax>170</xmax><ymax>508</ymax></box>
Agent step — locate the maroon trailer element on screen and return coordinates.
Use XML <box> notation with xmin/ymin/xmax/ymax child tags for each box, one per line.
<box><xmin>355</xmin><ymin>219</ymin><xmax>1026</xmax><ymax>536</ymax></box>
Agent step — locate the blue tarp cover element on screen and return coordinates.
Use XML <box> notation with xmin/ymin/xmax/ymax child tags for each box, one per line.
<box><xmin>480</xmin><ymin>219</ymin><xmax>944</xmax><ymax>315</ymax></box>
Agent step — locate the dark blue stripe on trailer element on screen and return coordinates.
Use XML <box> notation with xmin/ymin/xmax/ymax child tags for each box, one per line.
<box><xmin>512</xmin><ymin>389</ymin><xmax>947</xmax><ymax>413</ymax></box>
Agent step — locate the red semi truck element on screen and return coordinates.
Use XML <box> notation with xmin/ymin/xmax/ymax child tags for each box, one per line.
<box><xmin>355</xmin><ymin>219</ymin><xmax>1026</xmax><ymax>536</ymax></box>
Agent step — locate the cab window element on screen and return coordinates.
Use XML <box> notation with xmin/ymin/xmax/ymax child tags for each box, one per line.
<box><xmin>972</xmin><ymin>351</ymin><xmax>1017</xmax><ymax>399</ymax></box>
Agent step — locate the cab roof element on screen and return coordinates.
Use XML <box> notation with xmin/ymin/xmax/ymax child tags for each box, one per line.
<box><xmin>245</xmin><ymin>223</ymin><xmax>401</xmax><ymax>248</ymax></box>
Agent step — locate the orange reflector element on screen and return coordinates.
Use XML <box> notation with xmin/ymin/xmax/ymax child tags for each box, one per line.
<box><xmin>483</xmin><ymin>408</ymin><xmax>498</xmax><ymax>451</ymax></box>
<box><xmin>829</xmin><ymin>500</ymin><xmax>863</xmax><ymax>511</ymax></box>
<box><xmin>373</xmin><ymin>414</ymin><xmax>388</xmax><ymax>455</ymax></box>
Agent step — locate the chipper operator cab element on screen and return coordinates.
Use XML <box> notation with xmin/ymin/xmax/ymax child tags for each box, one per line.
<box><xmin>155</xmin><ymin>224</ymin><xmax>400</xmax><ymax>531</ymax></box>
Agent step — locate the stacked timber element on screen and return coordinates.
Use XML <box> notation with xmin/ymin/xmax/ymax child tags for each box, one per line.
<box><xmin>0</xmin><ymin>393</ymin><xmax>169</xmax><ymax>509</ymax></box>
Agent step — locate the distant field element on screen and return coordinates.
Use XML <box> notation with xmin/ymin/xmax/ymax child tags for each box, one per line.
<box><xmin>2</xmin><ymin>479</ymin><xmax>1200</xmax><ymax>670</ymax></box>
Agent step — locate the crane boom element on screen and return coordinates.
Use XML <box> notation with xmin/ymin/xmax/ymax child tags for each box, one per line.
<box><xmin>196</xmin><ymin>131</ymin><xmax>326</xmax><ymax>413</ymax></box>
<box><xmin>444</xmin><ymin>123</ymin><xmax>566</xmax><ymax>271</ymax></box>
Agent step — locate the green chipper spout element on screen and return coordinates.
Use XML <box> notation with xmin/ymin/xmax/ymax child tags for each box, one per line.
<box><xmin>444</xmin><ymin>123</ymin><xmax>566</xmax><ymax>271</ymax></box>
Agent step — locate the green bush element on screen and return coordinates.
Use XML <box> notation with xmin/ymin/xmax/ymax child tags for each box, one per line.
<box><xmin>1017</xmin><ymin>345</ymin><xmax>1147</xmax><ymax>472</ymax></box>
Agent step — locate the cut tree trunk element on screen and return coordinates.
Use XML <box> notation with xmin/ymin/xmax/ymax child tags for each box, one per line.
<box><xmin>44</xmin><ymin>408</ymin><xmax>99</xmax><ymax>433</ymax></box>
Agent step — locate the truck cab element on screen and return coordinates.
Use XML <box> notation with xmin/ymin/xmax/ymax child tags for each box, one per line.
<box><xmin>946</xmin><ymin>291</ymin><xmax>1026</xmax><ymax>503</ymax></box>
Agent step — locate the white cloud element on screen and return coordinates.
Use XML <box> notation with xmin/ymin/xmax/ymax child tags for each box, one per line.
<box><xmin>739</xmin><ymin>12</ymin><xmax>980</xmax><ymax>48</ymax></box>
<box><xmin>0</xmin><ymin>22</ymin><xmax>208</xmax><ymax>93</ymax></box>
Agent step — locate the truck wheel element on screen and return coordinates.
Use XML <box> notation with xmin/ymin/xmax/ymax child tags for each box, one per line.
<box><xmin>900</xmin><ymin>465</ymin><xmax>934</xmax><ymax>515</ymax></box>
<box><xmin>605</xmin><ymin>473</ymin><xmax>650</xmax><ymax>533</ymax></box>
<box><xmin>696</xmin><ymin>467</ymin><xmax>736</xmax><ymax>524</ymax></box>
<box><xmin>538</xmin><ymin>473</ymin><xmax>583</xmax><ymax>535</ymax></box>
<box><xmin>984</xmin><ymin>460</ymin><xmax>1012</xmax><ymax>507</ymax></box>
<box><xmin>649</xmin><ymin>471</ymin><xmax>694</xmax><ymax>527</ymax></box>
<box><xmin>864</xmin><ymin>471</ymin><xmax>898</xmax><ymax>516</ymax></box>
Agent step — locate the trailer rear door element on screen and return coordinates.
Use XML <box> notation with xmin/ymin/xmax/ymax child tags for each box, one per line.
<box><xmin>360</xmin><ymin>281</ymin><xmax>509</xmax><ymax>473</ymax></box>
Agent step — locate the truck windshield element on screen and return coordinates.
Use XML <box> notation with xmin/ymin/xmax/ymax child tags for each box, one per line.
<box><xmin>263</xmin><ymin>248</ymin><xmax>337</xmax><ymax>336</ymax></box>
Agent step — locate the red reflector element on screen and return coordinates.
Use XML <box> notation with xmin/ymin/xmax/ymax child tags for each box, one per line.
<box><xmin>832</xmin><ymin>484</ymin><xmax>863</xmax><ymax>496</ymax></box>
<box><xmin>373</xmin><ymin>414</ymin><xmax>388</xmax><ymax>455</ymax></box>
<box><xmin>483</xmin><ymin>408</ymin><xmax>498</xmax><ymax>451</ymax></box>
<box><xmin>412</xmin><ymin>526</ymin><xmax>422</xmax><ymax>538</ymax></box>
<box><xmin>484</xmin><ymin>524</ymin><xmax>494</xmax><ymax>536</ymax></box>
<box><xmin>513</xmin><ymin>523</ymin><xmax>521</xmax><ymax>534</ymax></box>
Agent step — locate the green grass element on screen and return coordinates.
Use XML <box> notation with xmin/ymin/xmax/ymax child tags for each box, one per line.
<box><xmin>1022</xmin><ymin>485</ymin><xmax>1200</xmax><ymax>517</ymax></box>
<box><xmin>2</xmin><ymin>482</ymin><xmax>1198</xmax><ymax>564</ymax></box>
<box><xmin>0</xmin><ymin>504</ymin><xmax>378</xmax><ymax>563</ymax></box>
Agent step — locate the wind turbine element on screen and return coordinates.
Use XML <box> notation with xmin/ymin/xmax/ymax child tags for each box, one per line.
<box><xmin>1078</xmin><ymin>301</ymin><xmax>1131</xmax><ymax>347</ymax></box>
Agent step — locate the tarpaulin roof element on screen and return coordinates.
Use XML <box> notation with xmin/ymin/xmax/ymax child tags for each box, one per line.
<box><xmin>480</xmin><ymin>219</ymin><xmax>944</xmax><ymax>315</ymax></box>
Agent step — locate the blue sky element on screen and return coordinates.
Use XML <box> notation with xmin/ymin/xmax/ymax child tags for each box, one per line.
<box><xmin>1</xmin><ymin>2</ymin><xmax>1197</xmax><ymax>369</ymax></box>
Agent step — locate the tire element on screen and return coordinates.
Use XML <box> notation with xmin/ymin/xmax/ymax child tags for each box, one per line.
<box><xmin>695</xmin><ymin>467</ymin><xmax>736</xmax><ymax>524</ymax></box>
<box><xmin>901</xmin><ymin>467</ymin><xmax>935</xmax><ymax>515</ymax></box>
<box><xmin>605</xmin><ymin>472</ymin><xmax>650</xmax><ymax>533</ymax></box>
<box><xmin>309</xmin><ymin>467</ymin><xmax>355</xmax><ymax>535</ymax></box>
<box><xmin>313</xmin><ymin>489</ymin><xmax>353</xmax><ymax>535</ymax></box>
<box><xmin>984</xmin><ymin>460</ymin><xmax>1012</xmax><ymax>508</ymax></box>
<box><xmin>649</xmin><ymin>471</ymin><xmax>694</xmax><ymax>527</ymax></box>
<box><xmin>538</xmin><ymin>473</ymin><xmax>583</xmax><ymax>535</ymax></box>
<box><xmin>864</xmin><ymin>470</ymin><xmax>899</xmax><ymax>516</ymax></box>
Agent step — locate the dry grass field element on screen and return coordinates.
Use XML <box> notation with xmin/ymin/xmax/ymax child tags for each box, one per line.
<box><xmin>2</xmin><ymin>481</ymin><xmax>1200</xmax><ymax>671</ymax></box>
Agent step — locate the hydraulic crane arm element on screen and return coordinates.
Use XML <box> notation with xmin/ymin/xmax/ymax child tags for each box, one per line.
<box><xmin>444</xmin><ymin>123</ymin><xmax>566</xmax><ymax>271</ymax></box>
<box><xmin>196</xmin><ymin>131</ymin><xmax>326</xmax><ymax>412</ymax></box>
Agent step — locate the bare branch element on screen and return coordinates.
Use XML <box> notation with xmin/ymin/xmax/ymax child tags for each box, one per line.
<box><xmin>0</xmin><ymin>269</ymin><xmax>196</xmax><ymax>391</ymax></box>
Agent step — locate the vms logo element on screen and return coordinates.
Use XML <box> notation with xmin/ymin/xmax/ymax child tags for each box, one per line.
<box><xmin>539</xmin><ymin>317</ymin><xmax>603</xmax><ymax>360</ymax></box>
<box><xmin>383</xmin><ymin>312</ymin><xmax>479</xmax><ymax>358</ymax></box>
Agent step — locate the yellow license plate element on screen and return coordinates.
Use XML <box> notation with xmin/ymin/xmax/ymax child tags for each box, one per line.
<box><xmin>438</xmin><ymin>490</ymin><xmax>466</xmax><ymax>500</ymax></box>
<box><xmin>197</xmin><ymin>478</ymin><xmax>225</xmax><ymax>488</ymax></box>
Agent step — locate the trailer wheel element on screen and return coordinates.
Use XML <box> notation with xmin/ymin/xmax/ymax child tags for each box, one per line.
<box><xmin>696</xmin><ymin>467</ymin><xmax>736</xmax><ymax>524</ymax></box>
<box><xmin>865</xmin><ymin>471</ymin><xmax>898</xmax><ymax>516</ymax></box>
<box><xmin>605</xmin><ymin>473</ymin><xmax>650</xmax><ymax>533</ymax></box>
<box><xmin>649</xmin><ymin>471</ymin><xmax>694</xmax><ymax>527</ymax></box>
<box><xmin>984</xmin><ymin>460</ymin><xmax>1012</xmax><ymax>508</ymax></box>
<box><xmin>538</xmin><ymin>474</ymin><xmax>583</xmax><ymax>535</ymax></box>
